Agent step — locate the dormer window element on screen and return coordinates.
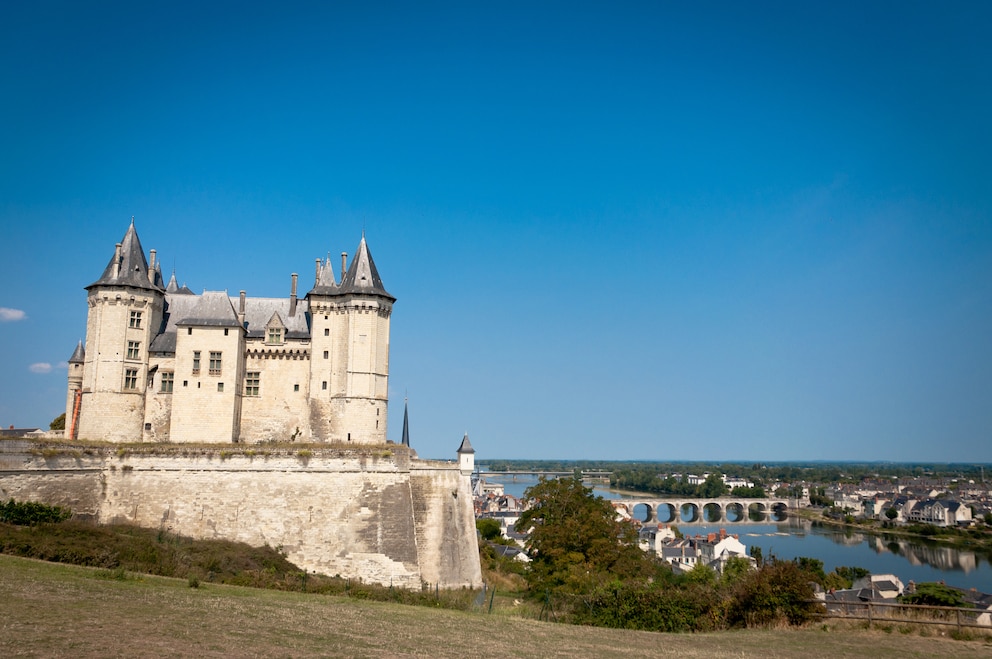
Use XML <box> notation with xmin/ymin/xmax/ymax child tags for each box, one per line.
<box><xmin>267</xmin><ymin>328</ymin><xmax>283</xmax><ymax>344</ymax></box>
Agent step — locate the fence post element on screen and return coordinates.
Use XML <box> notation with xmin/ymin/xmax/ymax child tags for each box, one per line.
<box><xmin>956</xmin><ymin>608</ymin><xmax>961</xmax><ymax>634</ymax></box>
<box><xmin>867</xmin><ymin>602</ymin><xmax>872</xmax><ymax>627</ymax></box>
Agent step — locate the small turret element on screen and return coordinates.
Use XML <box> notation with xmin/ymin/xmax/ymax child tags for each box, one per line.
<box><xmin>457</xmin><ymin>433</ymin><xmax>475</xmax><ymax>475</ymax></box>
<box><xmin>401</xmin><ymin>399</ymin><xmax>410</xmax><ymax>447</ymax></box>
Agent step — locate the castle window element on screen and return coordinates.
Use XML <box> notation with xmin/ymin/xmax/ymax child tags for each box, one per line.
<box><xmin>323</xmin><ymin>350</ymin><xmax>329</xmax><ymax>359</ymax></box>
<box><xmin>224</xmin><ymin>328</ymin><xmax>229</xmax><ymax>336</ymax></box>
<box><xmin>209</xmin><ymin>351</ymin><xmax>222</xmax><ymax>375</ymax></box>
<box><xmin>324</xmin><ymin>328</ymin><xmax>329</xmax><ymax>336</ymax></box>
<box><xmin>322</xmin><ymin>381</ymin><xmax>327</xmax><ymax>390</ymax></box>
<box><xmin>267</xmin><ymin>328</ymin><xmax>282</xmax><ymax>344</ymax></box>
<box><xmin>294</xmin><ymin>384</ymin><xmax>299</xmax><ymax>392</ymax></box>
<box><xmin>187</xmin><ymin>327</ymin><xmax>192</xmax><ymax>335</ymax></box>
<box><xmin>161</xmin><ymin>372</ymin><xmax>174</xmax><ymax>393</ymax></box>
<box><xmin>129</xmin><ymin>310</ymin><xmax>142</xmax><ymax>328</ymax></box>
<box><xmin>245</xmin><ymin>372</ymin><xmax>260</xmax><ymax>396</ymax></box>
<box><xmin>217</xmin><ymin>382</ymin><xmax>224</xmax><ymax>392</ymax></box>
<box><xmin>126</xmin><ymin>341</ymin><xmax>140</xmax><ymax>360</ymax></box>
<box><xmin>124</xmin><ymin>369</ymin><xmax>138</xmax><ymax>390</ymax></box>
<box><xmin>192</xmin><ymin>351</ymin><xmax>200</xmax><ymax>374</ymax></box>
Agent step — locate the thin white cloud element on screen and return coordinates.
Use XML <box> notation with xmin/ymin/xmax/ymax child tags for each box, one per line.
<box><xmin>29</xmin><ymin>362</ymin><xmax>53</xmax><ymax>374</ymax></box>
<box><xmin>0</xmin><ymin>307</ymin><xmax>27</xmax><ymax>322</ymax></box>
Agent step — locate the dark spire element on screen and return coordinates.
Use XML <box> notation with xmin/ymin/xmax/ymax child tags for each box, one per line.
<box><xmin>86</xmin><ymin>221</ymin><xmax>164</xmax><ymax>292</ymax></box>
<box><xmin>338</xmin><ymin>235</ymin><xmax>394</xmax><ymax>300</ymax></box>
<box><xmin>166</xmin><ymin>271</ymin><xmax>180</xmax><ymax>293</ymax></box>
<box><xmin>401</xmin><ymin>399</ymin><xmax>410</xmax><ymax>447</ymax></box>
<box><xmin>457</xmin><ymin>433</ymin><xmax>474</xmax><ymax>454</ymax></box>
<box><xmin>68</xmin><ymin>340</ymin><xmax>85</xmax><ymax>364</ymax></box>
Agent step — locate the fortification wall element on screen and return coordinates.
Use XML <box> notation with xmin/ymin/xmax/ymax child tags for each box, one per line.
<box><xmin>0</xmin><ymin>441</ymin><xmax>481</xmax><ymax>588</ymax></box>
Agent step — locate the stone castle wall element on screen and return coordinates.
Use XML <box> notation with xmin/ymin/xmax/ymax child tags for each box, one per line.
<box><xmin>0</xmin><ymin>441</ymin><xmax>482</xmax><ymax>589</ymax></box>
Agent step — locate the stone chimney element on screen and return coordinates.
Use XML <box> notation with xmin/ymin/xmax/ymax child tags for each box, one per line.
<box><xmin>238</xmin><ymin>290</ymin><xmax>246</xmax><ymax>327</ymax></box>
<box><xmin>290</xmin><ymin>273</ymin><xmax>298</xmax><ymax>316</ymax></box>
<box><xmin>112</xmin><ymin>243</ymin><xmax>122</xmax><ymax>278</ymax></box>
<box><xmin>341</xmin><ymin>252</ymin><xmax>348</xmax><ymax>281</ymax></box>
<box><xmin>148</xmin><ymin>249</ymin><xmax>157</xmax><ymax>284</ymax></box>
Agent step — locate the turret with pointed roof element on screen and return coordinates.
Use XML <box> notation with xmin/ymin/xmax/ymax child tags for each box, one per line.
<box><xmin>87</xmin><ymin>219</ymin><xmax>164</xmax><ymax>292</ymax></box>
<box><xmin>457</xmin><ymin>433</ymin><xmax>475</xmax><ymax>474</ymax></box>
<box><xmin>337</xmin><ymin>235</ymin><xmax>394</xmax><ymax>300</ymax></box>
<box><xmin>75</xmin><ymin>220</ymin><xmax>166</xmax><ymax>442</ymax></box>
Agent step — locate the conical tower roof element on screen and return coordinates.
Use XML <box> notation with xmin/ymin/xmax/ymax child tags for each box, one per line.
<box><xmin>457</xmin><ymin>433</ymin><xmax>474</xmax><ymax>454</ymax></box>
<box><xmin>401</xmin><ymin>399</ymin><xmax>410</xmax><ymax>447</ymax></box>
<box><xmin>308</xmin><ymin>256</ymin><xmax>339</xmax><ymax>295</ymax></box>
<box><xmin>68</xmin><ymin>340</ymin><xmax>85</xmax><ymax>364</ymax></box>
<box><xmin>338</xmin><ymin>235</ymin><xmax>394</xmax><ymax>300</ymax></box>
<box><xmin>86</xmin><ymin>220</ymin><xmax>163</xmax><ymax>292</ymax></box>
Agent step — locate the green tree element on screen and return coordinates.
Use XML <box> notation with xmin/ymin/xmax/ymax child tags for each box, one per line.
<box><xmin>476</xmin><ymin>518</ymin><xmax>501</xmax><ymax>541</ymax></box>
<box><xmin>517</xmin><ymin>477</ymin><xmax>661</xmax><ymax>595</ymax></box>
<box><xmin>50</xmin><ymin>413</ymin><xmax>66</xmax><ymax>431</ymax></box>
<box><xmin>700</xmin><ymin>473</ymin><xmax>728</xmax><ymax>498</ymax></box>
<box><xmin>885</xmin><ymin>507</ymin><xmax>898</xmax><ymax>520</ymax></box>
<box><xmin>901</xmin><ymin>582</ymin><xmax>965</xmax><ymax>607</ymax></box>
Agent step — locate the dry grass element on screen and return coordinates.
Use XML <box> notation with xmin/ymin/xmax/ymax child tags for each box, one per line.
<box><xmin>2</xmin><ymin>555</ymin><xmax>990</xmax><ymax>658</ymax></box>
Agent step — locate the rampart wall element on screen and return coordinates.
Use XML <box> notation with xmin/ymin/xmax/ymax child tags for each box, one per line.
<box><xmin>0</xmin><ymin>440</ymin><xmax>482</xmax><ymax>589</ymax></box>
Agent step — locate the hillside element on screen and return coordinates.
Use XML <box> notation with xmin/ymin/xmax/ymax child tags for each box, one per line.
<box><xmin>1</xmin><ymin>554</ymin><xmax>989</xmax><ymax>658</ymax></box>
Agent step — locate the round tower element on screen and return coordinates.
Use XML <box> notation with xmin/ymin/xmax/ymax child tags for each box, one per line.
<box><xmin>75</xmin><ymin>220</ymin><xmax>165</xmax><ymax>442</ymax></box>
<box><xmin>306</xmin><ymin>235</ymin><xmax>394</xmax><ymax>444</ymax></box>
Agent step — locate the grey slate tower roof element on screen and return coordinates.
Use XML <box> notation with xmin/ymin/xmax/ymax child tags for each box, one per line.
<box><xmin>338</xmin><ymin>235</ymin><xmax>394</xmax><ymax>300</ymax></box>
<box><xmin>309</xmin><ymin>256</ymin><xmax>339</xmax><ymax>295</ymax></box>
<box><xmin>86</xmin><ymin>220</ymin><xmax>164</xmax><ymax>292</ymax></box>
<box><xmin>457</xmin><ymin>433</ymin><xmax>474</xmax><ymax>454</ymax></box>
<box><xmin>401</xmin><ymin>400</ymin><xmax>410</xmax><ymax>447</ymax></box>
<box><xmin>165</xmin><ymin>272</ymin><xmax>195</xmax><ymax>295</ymax></box>
<box><xmin>68</xmin><ymin>340</ymin><xmax>85</xmax><ymax>364</ymax></box>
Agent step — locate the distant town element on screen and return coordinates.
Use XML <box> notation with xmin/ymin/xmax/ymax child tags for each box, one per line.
<box><xmin>473</xmin><ymin>461</ymin><xmax>992</xmax><ymax>619</ymax></box>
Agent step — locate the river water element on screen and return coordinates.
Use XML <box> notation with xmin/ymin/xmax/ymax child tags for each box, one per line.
<box><xmin>483</xmin><ymin>473</ymin><xmax>992</xmax><ymax>594</ymax></box>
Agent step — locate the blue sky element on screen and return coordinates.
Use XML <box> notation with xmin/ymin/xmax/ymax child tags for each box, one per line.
<box><xmin>1</xmin><ymin>2</ymin><xmax>990</xmax><ymax>462</ymax></box>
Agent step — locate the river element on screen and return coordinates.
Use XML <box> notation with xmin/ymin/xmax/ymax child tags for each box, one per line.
<box><xmin>482</xmin><ymin>473</ymin><xmax>992</xmax><ymax>594</ymax></box>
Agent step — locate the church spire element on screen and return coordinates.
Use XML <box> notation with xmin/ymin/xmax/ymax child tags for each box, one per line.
<box><xmin>401</xmin><ymin>398</ymin><xmax>410</xmax><ymax>447</ymax></box>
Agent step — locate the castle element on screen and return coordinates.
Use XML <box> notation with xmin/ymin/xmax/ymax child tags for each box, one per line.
<box><xmin>66</xmin><ymin>220</ymin><xmax>394</xmax><ymax>445</ymax></box>
<box><xmin>0</xmin><ymin>220</ymin><xmax>483</xmax><ymax>588</ymax></box>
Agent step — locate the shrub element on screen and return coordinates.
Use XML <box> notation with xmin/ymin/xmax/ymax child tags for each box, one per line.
<box><xmin>726</xmin><ymin>560</ymin><xmax>820</xmax><ymax>628</ymax></box>
<box><xmin>0</xmin><ymin>499</ymin><xmax>72</xmax><ymax>525</ymax></box>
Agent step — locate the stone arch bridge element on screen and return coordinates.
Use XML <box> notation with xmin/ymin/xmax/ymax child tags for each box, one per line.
<box><xmin>614</xmin><ymin>497</ymin><xmax>790</xmax><ymax>525</ymax></box>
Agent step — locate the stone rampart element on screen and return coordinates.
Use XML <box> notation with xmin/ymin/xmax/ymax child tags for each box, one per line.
<box><xmin>0</xmin><ymin>440</ymin><xmax>482</xmax><ymax>589</ymax></box>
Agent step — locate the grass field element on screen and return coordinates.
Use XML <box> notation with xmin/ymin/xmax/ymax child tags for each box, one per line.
<box><xmin>1</xmin><ymin>554</ymin><xmax>990</xmax><ymax>658</ymax></box>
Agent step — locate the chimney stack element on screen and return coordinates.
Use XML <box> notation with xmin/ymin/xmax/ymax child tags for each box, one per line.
<box><xmin>341</xmin><ymin>252</ymin><xmax>348</xmax><ymax>281</ymax></box>
<box><xmin>238</xmin><ymin>290</ymin><xmax>246</xmax><ymax>327</ymax></box>
<box><xmin>290</xmin><ymin>273</ymin><xmax>298</xmax><ymax>316</ymax></box>
<box><xmin>315</xmin><ymin>258</ymin><xmax>322</xmax><ymax>286</ymax></box>
<box><xmin>148</xmin><ymin>249</ymin><xmax>157</xmax><ymax>284</ymax></box>
<box><xmin>113</xmin><ymin>243</ymin><xmax>122</xmax><ymax>278</ymax></box>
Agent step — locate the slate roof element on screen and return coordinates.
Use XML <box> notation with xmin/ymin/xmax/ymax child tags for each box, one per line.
<box><xmin>308</xmin><ymin>257</ymin><xmax>340</xmax><ymax>295</ymax></box>
<box><xmin>310</xmin><ymin>236</ymin><xmax>394</xmax><ymax>300</ymax></box>
<box><xmin>165</xmin><ymin>272</ymin><xmax>195</xmax><ymax>295</ymax></box>
<box><xmin>239</xmin><ymin>297</ymin><xmax>310</xmax><ymax>339</ymax></box>
<box><xmin>86</xmin><ymin>221</ymin><xmax>164</xmax><ymax>292</ymax></box>
<box><xmin>68</xmin><ymin>340</ymin><xmax>85</xmax><ymax>364</ymax></box>
<box><xmin>457</xmin><ymin>433</ymin><xmax>475</xmax><ymax>454</ymax></box>
<box><xmin>176</xmin><ymin>291</ymin><xmax>241</xmax><ymax>328</ymax></box>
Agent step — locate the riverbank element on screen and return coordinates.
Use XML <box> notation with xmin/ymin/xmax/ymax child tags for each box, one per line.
<box><xmin>793</xmin><ymin>508</ymin><xmax>992</xmax><ymax>559</ymax></box>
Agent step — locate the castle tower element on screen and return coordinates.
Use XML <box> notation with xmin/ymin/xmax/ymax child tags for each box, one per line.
<box><xmin>76</xmin><ymin>220</ymin><xmax>165</xmax><ymax>442</ymax></box>
<box><xmin>65</xmin><ymin>341</ymin><xmax>85</xmax><ymax>439</ymax></box>
<box><xmin>457</xmin><ymin>433</ymin><xmax>475</xmax><ymax>475</ymax></box>
<box><xmin>306</xmin><ymin>236</ymin><xmax>394</xmax><ymax>443</ymax></box>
